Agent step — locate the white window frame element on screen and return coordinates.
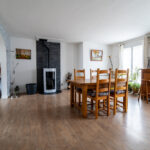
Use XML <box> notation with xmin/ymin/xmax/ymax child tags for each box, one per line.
<box><xmin>124</xmin><ymin>44</ymin><xmax>144</xmax><ymax>79</ymax></box>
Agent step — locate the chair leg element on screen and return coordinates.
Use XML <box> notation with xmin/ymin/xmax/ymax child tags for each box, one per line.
<box><xmin>95</xmin><ymin>100</ymin><xmax>98</xmax><ymax>119</ymax></box>
<box><xmin>146</xmin><ymin>93</ymin><xmax>148</xmax><ymax>104</ymax></box>
<box><xmin>91</xmin><ymin>99</ymin><xmax>93</xmax><ymax>110</ymax></box>
<box><xmin>123</xmin><ymin>97</ymin><xmax>125</xmax><ymax>112</ymax></box>
<box><xmin>125</xmin><ymin>96</ymin><xmax>128</xmax><ymax>113</ymax></box>
<box><xmin>107</xmin><ymin>97</ymin><xmax>110</xmax><ymax>116</ymax></box>
<box><xmin>138</xmin><ymin>90</ymin><xmax>141</xmax><ymax>102</ymax></box>
<box><xmin>113</xmin><ymin>97</ymin><xmax>116</xmax><ymax>115</ymax></box>
<box><xmin>75</xmin><ymin>91</ymin><xmax>77</xmax><ymax>104</ymax></box>
<box><xmin>141</xmin><ymin>95</ymin><xmax>143</xmax><ymax>100</ymax></box>
<box><xmin>79</xmin><ymin>93</ymin><xmax>81</xmax><ymax>106</ymax></box>
<box><xmin>103</xmin><ymin>100</ymin><xmax>105</xmax><ymax>110</ymax></box>
<box><xmin>138</xmin><ymin>87</ymin><xmax>142</xmax><ymax>102</ymax></box>
<box><xmin>142</xmin><ymin>95</ymin><xmax>145</xmax><ymax>101</ymax></box>
<box><xmin>146</xmin><ymin>81</ymin><xmax>148</xmax><ymax>104</ymax></box>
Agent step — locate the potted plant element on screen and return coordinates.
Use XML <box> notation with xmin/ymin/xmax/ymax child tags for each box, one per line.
<box><xmin>128</xmin><ymin>82</ymin><xmax>133</xmax><ymax>93</ymax></box>
<box><xmin>14</xmin><ymin>85</ymin><xmax>20</xmax><ymax>98</ymax></box>
<box><xmin>66</xmin><ymin>72</ymin><xmax>72</xmax><ymax>89</ymax></box>
<box><xmin>132</xmin><ymin>82</ymin><xmax>140</xmax><ymax>94</ymax></box>
<box><xmin>129</xmin><ymin>67</ymin><xmax>141</xmax><ymax>94</ymax></box>
<box><xmin>11</xmin><ymin>62</ymin><xmax>19</xmax><ymax>99</ymax></box>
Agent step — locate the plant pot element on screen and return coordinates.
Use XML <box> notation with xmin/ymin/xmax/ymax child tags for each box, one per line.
<box><xmin>131</xmin><ymin>82</ymin><xmax>140</xmax><ymax>94</ymax></box>
<box><xmin>26</xmin><ymin>83</ymin><xmax>37</xmax><ymax>95</ymax></box>
<box><xmin>132</xmin><ymin>89</ymin><xmax>139</xmax><ymax>94</ymax></box>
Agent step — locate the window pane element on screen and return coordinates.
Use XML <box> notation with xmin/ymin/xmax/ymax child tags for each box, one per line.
<box><xmin>133</xmin><ymin>45</ymin><xmax>143</xmax><ymax>71</ymax></box>
<box><xmin>123</xmin><ymin>47</ymin><xmax>132</xmax><ymax>72</ymax></box>
<box><xmin>133</xmin><ymin>45</ymin><xmax>143</xmax><ymax>83</ymax></box>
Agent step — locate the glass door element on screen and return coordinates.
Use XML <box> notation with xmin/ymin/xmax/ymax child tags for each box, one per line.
<box><xmin>46</xmin><ymin>71</ymin><xmax>56</xmax><ymax>90</ymax></box>
<box><xmin>133</xmin><ymin>45</ymin><xmax>143</xmax><ymax>83</ymax></box>
<box><xmin>122</xmin><ymin>44</ymin><xmax>143</xmax><ymax>82</ymax></box>
<box><xmin>43</xmin><ymin>68</ymin><xmax>56</xmax><ymax>94</ymax></box>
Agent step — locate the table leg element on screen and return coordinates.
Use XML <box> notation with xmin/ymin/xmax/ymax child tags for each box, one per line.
<box><xmin>125</xmin><ymin>94</ymin><xmax>128</xmax><ymax>112</ymax></box>
<box><xmin>82</xmin><ymin>85</ymin><xmax>87</xmax><ymax>118</ymax></box>
<box><xmin>70</xmin><ymin>83</ymin><xmax>74</xmax><ymax>107</ymax></box>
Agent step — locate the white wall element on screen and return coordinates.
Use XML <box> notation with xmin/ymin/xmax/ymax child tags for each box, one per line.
<box><xmin>10</xmin><ymin>37</ymin><xmax>112</xmax><ymax>91</ymax></box>
<box><xmin>10</xmin><ymin>37</ymin><xmax>80</xmax><ymax>91</ymax></box>
<box><xmin>147</xmin><ymin>37</ymin><xmax>150</xmax><ymax>57</ymax></box>
<box><xmin>10</xmin><ymin>37</ymin><xmax>37</xmax><ymax>93</ymax></box>
<box><xmin>76</xmin><ymin>43</ymin><xmax>83</xmax><ymax>69</ymax></box>
<box><xmin>109</xmin><ymin>44</ymin><xmax>120</xmax><ymax>69</ymax></box>
<box><xmin>0</xmin><ymin>22</ymin><xmax>11</xmax><ymax>98</ymax></box>
<box><xmin>61</xmin><ymin>42</ymin><xmax>79</xmax><ymax>89</ymax></box>
<box><xmin>0</xmin><ymin>34</ymin><xmax>8</xmax><ymax>98</ymax></box>
<box><xmin>82</xmin><ymin>42</ymin><xmax>110</xmax><ymax>79</ymax></box>
<box><xmin>61</xmin><ymin>41</ymin><xmax>112</xmax><ymax>85</ymax></box>
<box><xmin>144</xmin><ymin>35</ymin><xmax>150</xmax><ymax>67</ymax></box>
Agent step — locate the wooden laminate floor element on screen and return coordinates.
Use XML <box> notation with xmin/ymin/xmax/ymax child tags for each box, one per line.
<box><xmin>0</xmin><ymin>90</ymin><xmax>150</xmax><ymax>150</ymax></box>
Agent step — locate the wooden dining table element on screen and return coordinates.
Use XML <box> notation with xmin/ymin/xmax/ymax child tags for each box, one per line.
<box><xmin>70</xmin><ymin>79</ymin><xmax>115</xmax><ymax>118</ymax></box>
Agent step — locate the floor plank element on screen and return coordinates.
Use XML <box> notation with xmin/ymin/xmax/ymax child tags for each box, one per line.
<box><xmin>0</xmin><ymin>90</ymin><xmax>149</xmax><ymax>150</ymax></box>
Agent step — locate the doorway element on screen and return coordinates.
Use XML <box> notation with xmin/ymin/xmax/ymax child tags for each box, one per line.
<box><xmin>0</xmin><ymin>34</ymin><xmax>8</xmax><ymax>99</ymax></box>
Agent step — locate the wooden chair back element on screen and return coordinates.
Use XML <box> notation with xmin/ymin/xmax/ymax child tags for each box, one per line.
<box><xmin>141</xmin><ymin>69</ymin><xmax>150</xmax><ymax>95</ymax></box>
<box><xmin>74</xmin><ymin>69</ymin><xmax>85</xmax><ymax>80</ymax></box>
<box><xmin>114</xmin><ymin>69</ymin><xmax>129</xmax><ymax>95</ymax></box>
<box><xmin>96</xmin><ymin>69</ymin><xmax>111</xmax><ymax>98</ymax></box>
<box><xmin>90</xmin><ymin>69</ymin><xmax>97</xmax><ymax>80</ymax></box>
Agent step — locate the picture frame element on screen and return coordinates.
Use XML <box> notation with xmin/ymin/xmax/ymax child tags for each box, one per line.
<box><xmin>90</xmin><ymin>49</ymin><xmax>103</xmax><ymax>61</ymax></box>
<box><xmin>16</xmin><ymin>49</ymin><xmax>31</xmax><ymax>59</ymax></box>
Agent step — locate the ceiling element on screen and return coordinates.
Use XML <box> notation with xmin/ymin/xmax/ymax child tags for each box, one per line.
<box><xmin>0</xmin><ymin>0</ymin><xmax>150</xmax><ymax>44</ymax></box>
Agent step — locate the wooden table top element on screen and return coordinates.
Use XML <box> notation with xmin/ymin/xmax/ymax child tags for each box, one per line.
<box><xmin>70</xmin><ymin>79</ymin><xmax>115</xmax><ymax>85</ymax></box>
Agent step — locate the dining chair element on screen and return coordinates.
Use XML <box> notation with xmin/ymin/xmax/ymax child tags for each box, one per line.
<box><xmin>146</xmin><ymin>80</ymin><xmax>150</xmax><ymax>103</ymax></box>
<box><xmin>140</xmin><ymin>80</ymin><xmax>150</xmax><ymax>103</ymax></box>
<box><xmin>110</xmin><ymin>69</ymin><xmax>129</xmax><ymax>115</ymax></box>
<box><xmin>138</xmin><ymin>69</ymin><xmax>150</xmax><ymax>103</ymax></box>
<box><xmin>89</xmin><ymin>69</ymin><xmax>97</xmax><ymax>108</ymax></box>
<box><xmin>90</xmin><ymin>69</ymin><xmax>97</xmax><ymax>80</ymax></box>
<box><xmin>138</xmin><ymin>79</ymin><xmax>147</xmax><ymax>103</ymax></box>
<box><xmin>74</xmin><ymin>69</ymin><xmax>85</xmax><ymax>107</ymax></box>
<box><xmin>74</xmin><ymin>69</ymin><xmax>85</xmax><ymax>80</ymax></box>
<box><xmin>87</xmin><ymin>69</ymin><xmax>111</xmax><ymax>119</ymax></box>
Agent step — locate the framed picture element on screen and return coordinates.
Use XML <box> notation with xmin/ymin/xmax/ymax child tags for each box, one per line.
<box><xmin>90</xmin><ymin>49</ymin><xmax>103</xmax><ymax>61</ymax></box>
<box><xmin>16</xmin><ymin>49</ymin><xmax>31</xmax><ymax>59</ymax></box>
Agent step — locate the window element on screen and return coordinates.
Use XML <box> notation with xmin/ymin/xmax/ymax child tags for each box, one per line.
<box><xmin>133</xmin><ymin>45</ymin><xmax>143</xmax><ymax>72</ymax></box>
<box><xmin>122</xmin><ymin>47</ymin><xmax>132</xmax><ymax>76</ymax></box>
<box><xmin>122</xmin><ymin>44</ymin><xmax>143</xmax><ymax>82</ymax></box>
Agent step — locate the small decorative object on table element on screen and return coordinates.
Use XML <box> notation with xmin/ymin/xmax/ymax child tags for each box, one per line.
<box><xmin>66</xmin><ymin>72</ymin><xmax>72</xmax><ymax>89</ymax></box>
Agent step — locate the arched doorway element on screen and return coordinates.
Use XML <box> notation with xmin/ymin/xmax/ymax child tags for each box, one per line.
<box><xmin>0</xmin><ymin>34</ymin><xmax>8</xmax><ymax>99</ymax></box>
